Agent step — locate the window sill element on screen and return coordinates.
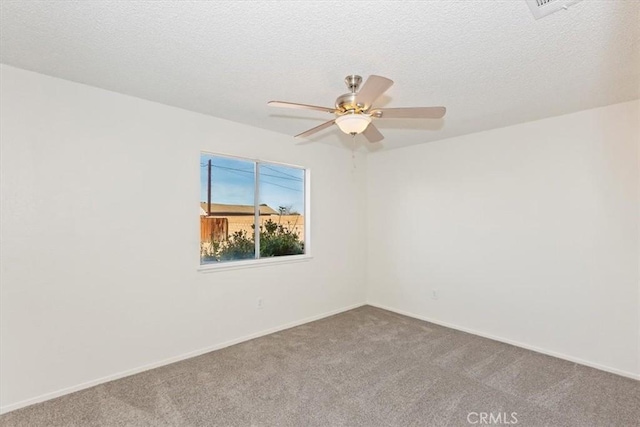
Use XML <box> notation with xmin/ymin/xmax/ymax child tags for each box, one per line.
<box><xmin>198</xmin><ymin>254</ymin><xmax>313</xmax><ymax>273</ymax></box>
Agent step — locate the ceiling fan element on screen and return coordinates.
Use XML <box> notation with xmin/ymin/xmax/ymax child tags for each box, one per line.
<box><xmin>268</xmin><ymin>74</ymin><xmax>446</xmax><ymax>143</ymax></box>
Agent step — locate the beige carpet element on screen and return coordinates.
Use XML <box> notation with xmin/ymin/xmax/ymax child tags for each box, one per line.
<box><xmin>1</xmin><ymin>306</ymin><xmax>638</xmax><ymax>426</ymax></box>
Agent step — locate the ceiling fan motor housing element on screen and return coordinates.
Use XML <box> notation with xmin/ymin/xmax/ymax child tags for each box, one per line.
<box><xmin>335</xmin><ymin>75</ymin><xmax>369</xmax><ymax>113</ymax></box>
<box><xmin>335</xmin><ymin>92</ymin><xmax>365</xmax><ymax>113</ymax></box>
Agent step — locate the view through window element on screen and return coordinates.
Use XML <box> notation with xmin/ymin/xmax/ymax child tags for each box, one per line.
<box><xmin>200</xmin><ymin>153</ymin><xmax>306</xmax><ymax>265</ymax></box>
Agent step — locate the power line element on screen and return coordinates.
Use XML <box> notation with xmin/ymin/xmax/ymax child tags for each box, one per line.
<box><xmin>200</xmin><ymin>163</ymin><xmax>253</xmax><ymax>171</ymax></box>
<box><xmin>201</xmin><ymin>164</ymin><xmax>303</xmax><ymax>182</ymax></box>
<box><xmin>262</xmin><ymin>165</ymin><xmax>303</xmax><ymax>180</ymax></box>
<box><xmin>260</xmin><ymin>179</ymin><xmax>302</xmax><ymax>192</ymax></box>
<box><xmin>222</xmin><ymin>167</ymin><xmax>255</xmax><ymax>181</ymax></box>
<box><xmin>217</xmin><ymin>167</ymin><xmax>302</xmax><ymax>193</ymax></box>
<box><xmin>200</xmin><ymin>163</ymin><xmax>302</xmax><ymax>181</ymax></box>
<box><xmin>261</xmin><ymin>171</ymin><xmax>302</xmax><ymax>181</ymax></box>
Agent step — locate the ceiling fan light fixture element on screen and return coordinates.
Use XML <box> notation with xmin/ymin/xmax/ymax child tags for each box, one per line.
<box><xmin>335</xmin><ymin>113</ymin><xmax>371</xmax><ymax>135</ymax></box>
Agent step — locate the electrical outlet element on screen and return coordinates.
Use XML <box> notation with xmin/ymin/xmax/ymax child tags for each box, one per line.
<box><xmin>431</xmin><ymin>290</ymin><xmax>440</xmax><ymax>300</ymax></box>
<box><xmin>257</xmin><ymin>298</ymin><xmax>264</xmax><ymax>309</ymax></box>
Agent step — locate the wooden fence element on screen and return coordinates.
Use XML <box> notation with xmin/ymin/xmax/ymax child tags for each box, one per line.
<box><xmin>200</xmin><ymin>217</ymin><xmax>229</xmax><ymax>243</ymax></box>
<box><xmin>201</xmin><ymin>215</ymin><xmax>305</xmax><ymax>244</ymax></box>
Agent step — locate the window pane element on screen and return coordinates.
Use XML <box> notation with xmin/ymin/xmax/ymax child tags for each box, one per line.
<box><xmin>258</xmin><ymin>163</ymin><xmax>305</xmax><ymax>258</ymax></box>
<box><xmin>200</xmin><ymin>154</ymin><xmax>255</xmax><ymax>264</ymax></box>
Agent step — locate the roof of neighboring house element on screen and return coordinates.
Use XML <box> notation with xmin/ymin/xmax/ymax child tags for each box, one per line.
<box><xmin>200</xmin><ymin>202</ymin><xmax>278</xmax><ymax>216</ymax></box>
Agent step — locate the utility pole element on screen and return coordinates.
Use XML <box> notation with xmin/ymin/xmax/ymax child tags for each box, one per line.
<box><xmin>207</xmin><ymin>159</ymin><xmax>212</xmax><ymax>216</ymax></box>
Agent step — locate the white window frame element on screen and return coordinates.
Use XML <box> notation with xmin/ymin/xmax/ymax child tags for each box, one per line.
<box><xmin>198</xmin><ymin>152</ymin><xmax>311</xmax><ymax>272</ymax></box>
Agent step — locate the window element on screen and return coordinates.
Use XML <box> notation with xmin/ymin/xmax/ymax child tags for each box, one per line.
<box><xmin>200</xmin><ymin>153</ymin><xmax>308</xmax><ymax>266</ymax></box>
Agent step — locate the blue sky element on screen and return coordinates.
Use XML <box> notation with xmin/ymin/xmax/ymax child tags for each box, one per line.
<box><xmin>200</xmin><ymin>154</ymin><xmax>305</xmax><ymax>214</ymax></box>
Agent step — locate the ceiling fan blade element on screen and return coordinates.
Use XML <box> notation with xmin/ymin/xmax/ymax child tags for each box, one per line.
<box><xmin>371</xmin><ymin>106</ymin><xmax>446</xmax><ymax>119</ymax></box>
<box><xmin>362</xmin><ymin>123</ymin><xmax>384</xmax><ymax>143</ymax></box>
<box><xmin>268</xmin><ymin>101</ymin><xmax>335</xmax><ymax>114</ymax></box>
<box><xmin>294</xmin><ymin>119</ymin><xmax>336</xmax><ymax>139</ymax></box>
<box><xmin>354</xmin><ymin>75</ymin><xmax>394</xmax><ymax>108</ymax></box>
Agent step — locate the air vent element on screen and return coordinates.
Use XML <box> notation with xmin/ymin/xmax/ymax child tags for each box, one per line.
<box><xmin>526</xmin><ymin>0</ymin><xmax>583</xmax><ymax>19</ymax></box>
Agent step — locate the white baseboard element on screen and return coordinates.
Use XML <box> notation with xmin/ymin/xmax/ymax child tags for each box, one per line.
<box><xmin>367</xmin><ymin>302</ymin><xmax>640</xmax><ymax>381</ymax></box>
<box><xmin>0</xmin><ymin>302</ymin><xmax>366</xmax><ymax>415</ymax></box>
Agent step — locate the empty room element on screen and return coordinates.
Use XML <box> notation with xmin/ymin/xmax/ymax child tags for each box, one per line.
<box><xmin>0</xmin><ymin>1</ymin><xmax>638</xmax><ymax>426</ymax></box>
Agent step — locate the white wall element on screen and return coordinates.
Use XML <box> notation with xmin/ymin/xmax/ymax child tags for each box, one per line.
<box><xmin>0</xmin><ymin>65</ymin><xmax>368</xmax><ymax>411</ymax></box>
<box><xmin>367</xmin><ymin>100</ymin><xmax>640</xmax><ymax>378</ymax></box>
<box><xmin>2</xmin><ymin>64</ymin><xmax>638</xmax><ymax>414</ymax></box>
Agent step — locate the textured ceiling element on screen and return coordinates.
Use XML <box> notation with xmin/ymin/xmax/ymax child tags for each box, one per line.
<box><xmin>1</xmin><ymin>1</ymin><xmax>638</xmax><ymax>151</ymax></box>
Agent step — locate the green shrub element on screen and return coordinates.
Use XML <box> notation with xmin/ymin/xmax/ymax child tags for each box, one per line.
<box><xmin>259</xmin><ymin>219</ymin><xmax>304</xmax><ymax>257</ymax></box>
<box><xmin>203</xmin><ymin>219</ymin><xmax>304</xmax><ymax>262</ymax></box>
<box><xmin>218</xmin><ymin>229</ymin><xmax>255</xmax><ymax>261</ymax></box>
